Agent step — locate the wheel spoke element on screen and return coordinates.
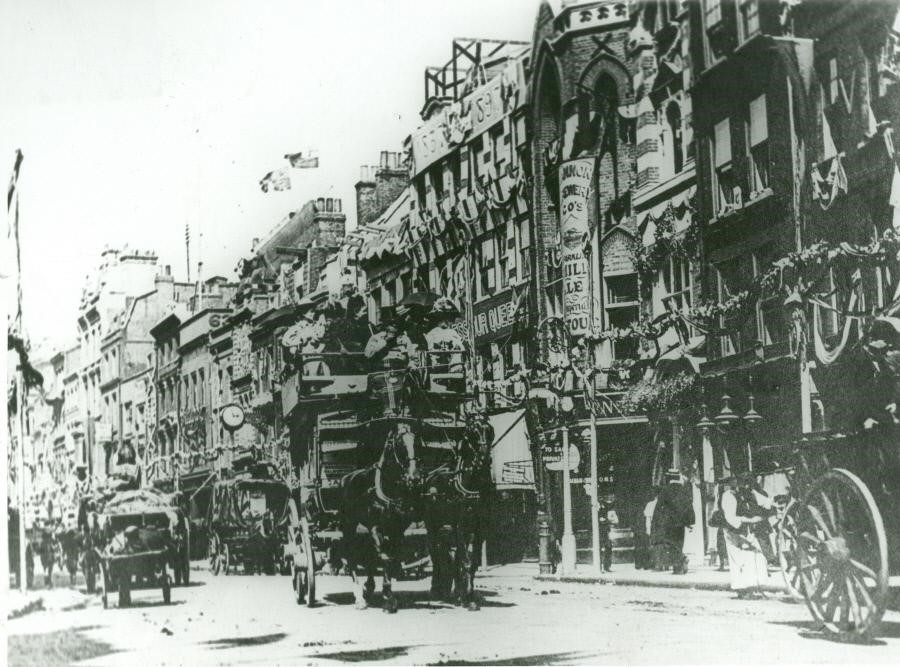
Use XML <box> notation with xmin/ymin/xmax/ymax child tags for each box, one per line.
<box><xmin>845</xmin><ymin>576</ymin><xmax>862</xmax><ymax>627</ymax></box>
<box><xmin>839</xmin><ymin>589</ymin><xmax>850</xmax><ymax>630</ymax></box>
<box><xmin>817</xmin><ymin>491</ymin><xmax>838</xmax><ymax>536</ymax></box>
<box><xmin>850</xmin><ymin>558</ymin><xmax>878</xmax><ymax>582</ymax></box>
<box><xmin>823</xmin><ymin>585</ymin><xmax>841</xmax><ymax>622</ymax></box>
<box><xmin>799</xmin><ymin>531</ymin><xmax>821</xmax><ymax>546</ymax></box>
<box><xmin>849</xmin><ymin>572</ymin><xmax>875</xmax><ymax>615</ymax></box>
<box><xmin>806</xmin><ymin>506</ymin><xmax>833</xmax><ymax>540</ymax></box>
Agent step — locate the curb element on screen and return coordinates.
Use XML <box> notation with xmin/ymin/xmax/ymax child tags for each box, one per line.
<box><xmin>534</xmin><ymin>574</ymin><xmax>786</xmax><ymax>595</ymax></box>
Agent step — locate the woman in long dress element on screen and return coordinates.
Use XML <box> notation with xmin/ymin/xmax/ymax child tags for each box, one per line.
<box><xmin>720</xmin><ymin>475</ymin><xmax>771</xmax><ymax>599</ymax></box>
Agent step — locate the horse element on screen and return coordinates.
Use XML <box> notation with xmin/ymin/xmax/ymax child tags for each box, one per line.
<box><xmin>423</xmin><ymin>411</ymin><xmax>494</xmax><ymax>610</ymax></box>
<box><xmin>336</xmin><ymin>420</ymin><xmax>422</xmax><ymax>613</ymax></box>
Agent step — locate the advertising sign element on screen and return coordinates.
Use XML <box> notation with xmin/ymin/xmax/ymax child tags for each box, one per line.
<box><xmin>558</xmin><ymin>158</ymin><xmax>594</xmax><ymax>336</ymax></box>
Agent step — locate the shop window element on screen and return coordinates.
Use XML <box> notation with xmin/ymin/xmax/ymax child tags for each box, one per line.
<box><xmin>738</xmin><ymin>0</ymin><xmax>759</xmax><ymax>43</ymax></box>
<box><xmin>747</xmin><ymin>94</ymin><xmax>769</xmax><ymax>193</ymax></box>
<box><xmin>711</xmin><ymin>118</ymin><xmax>737</xmax><ymax>215</ymax></box>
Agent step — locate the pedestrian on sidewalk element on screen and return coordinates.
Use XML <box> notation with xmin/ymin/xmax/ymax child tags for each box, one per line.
<box><xmin>720</xmin><ymin>474</ymin><xmax>771</xmax><ymax>599</ymax></box>
<box><xmin>597</xmin><ymin>495</ymin><xmax>618</xmax><ymax>572</ymax></box>
<box><xmin>634</xmin><ymin>487</ymin><xmax>658</xmax><ymax>570</ymax></box>
<box><xmin>651</xmin><ymin>470</ymin><xmax>695</xmax><ymax>574</ymax></box>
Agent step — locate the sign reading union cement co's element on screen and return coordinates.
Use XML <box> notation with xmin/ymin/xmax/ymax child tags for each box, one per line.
<box><xmin>558</xmin><ymin>158</ymin><xmax>594</xmax><ymax>335</ymax></box>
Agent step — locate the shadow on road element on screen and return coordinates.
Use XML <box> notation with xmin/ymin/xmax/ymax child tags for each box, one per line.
<box><xmin>427</xmin><ymin>649</ymin><xmax>605</xmax><ymax>665</ymax></box>
<box><xmin>322</xmin><ymin>589</ymin><xmax>515</xmax><ymax>611</ymax></box>
<box><xmin>203</xmin><ymin>632</ymin><xmax>288</xmax><ymax>650</ymax></box>
<box><xmin>769</xmin><ymin>619</ymin><xmax>900</xmax><ymax>646</ymax></box>
<box><xmin>311</xmin><ymin>644</ymin><xmax>422</xmax><ymax>662</ymax></box>
<box><xmin>8</xmin><ymin>625</ymin><xmax>118</xmax><ymax>667</ymax></box>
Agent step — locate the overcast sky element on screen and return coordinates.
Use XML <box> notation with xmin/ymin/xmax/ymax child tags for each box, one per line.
<box><xmin>1</xmin><ymin>0</ymin><xmax>551</xmax><ymax>351</ymax></box>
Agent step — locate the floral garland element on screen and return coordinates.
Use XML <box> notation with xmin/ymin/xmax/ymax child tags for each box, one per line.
<box><xmin>629</xmin><ymin>201</ymin><xmax>701</xmax><ymax>282</ymax></box>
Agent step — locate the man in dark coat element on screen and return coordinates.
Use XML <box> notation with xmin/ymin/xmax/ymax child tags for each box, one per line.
<box><xmin>650</xmin><ymin>470</ymin><xmax>695</xmax><ymax>574</ymax></box>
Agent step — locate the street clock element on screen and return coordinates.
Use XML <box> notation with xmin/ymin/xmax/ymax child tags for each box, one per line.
<box><xmin>220</xmin><ymin>404</ymin><xmax>245</xmax><ymax>432</ymax></box>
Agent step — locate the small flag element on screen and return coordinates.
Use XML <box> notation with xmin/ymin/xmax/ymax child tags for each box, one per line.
<box><xmin>260</xmin><ymin>168</ymin><xmax>291</xmax><ymax>193</ymax></box>
<box><xmin>284</xmin><ymin>152</ymin><xmax>319</xmax><ymax>169</ymax></box>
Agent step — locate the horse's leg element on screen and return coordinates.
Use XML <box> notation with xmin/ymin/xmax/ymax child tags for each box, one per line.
<box><xmin>380</xmin><ymin>523</ymin><xmax>401</xmax><ymax>614</ymax></box>
<box><xmin>466</xmin><ymin>522</ymin><xmax>482</xmax><ymax>611</ymax></box>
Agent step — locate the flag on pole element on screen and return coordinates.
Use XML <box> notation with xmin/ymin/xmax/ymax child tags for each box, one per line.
<box><xmin>6</xmin><ymin>149</ymin><xmax>24</xmax><ymax>336</ymax></box>
<box><xmin>260</xmin><ymin>168</ymin><xmax>291</xmax><ymax>193</ymax></box>
<box><xmin>284</xmin><ymin>152</ymin><xmax>319</xmax><ymax>169</ymax></box>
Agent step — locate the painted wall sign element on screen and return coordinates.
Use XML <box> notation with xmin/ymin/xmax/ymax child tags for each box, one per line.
<box><xmin>558</xmin><ymin>158</ymin><xmax>595</xmax><ymax>336</ymax></box>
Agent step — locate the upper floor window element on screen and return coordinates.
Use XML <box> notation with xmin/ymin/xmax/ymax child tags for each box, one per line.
<box><xmin>659</xmin><ymin>256</ymin><xmax>692</xmax><ymax>315</ymax></box>
<box><xmin>604</xmin><ymin>273</ymin><xmax>639</xmax><ymax>359</ymax></box>
<box><xmin>665</xmin><ymin>102</ymin><xmax>684</xmax><ymax>175</ymax></box>
<box><xmin>517</xmin><ymin>218</ymin><xmax>531</xmax><ymax>280</ymax></box>
<box><xmin>711</xmin><ymin>118</ymin><xmax>737</xmax><ymax>214</ymax></box>
<box><xmin>747</xmin><ymin>94</ymin><xmax>769</xmax><ymax>193</ymax></box>
<box><xmin>738</xmin><ymin>0</ymin><xmax>759</xmax><ymax>43</ymax></box>
<box><xmin>704</xmin><ymin>0</ymin><xmax>722</xmax><ymax>27</ymax></box>
<box><xmin>479</xmin><ymin>237</ymin><xmax>496</xmax><ymax>298</ymax></box>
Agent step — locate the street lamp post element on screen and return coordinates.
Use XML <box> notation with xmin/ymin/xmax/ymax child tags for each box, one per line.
<box><xmin>559</xmin><ymin>423</ymin><xmax>577</xmax><ymax>574</ymax></box>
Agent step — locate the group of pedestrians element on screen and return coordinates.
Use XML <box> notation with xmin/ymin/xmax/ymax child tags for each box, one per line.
<box><xmin>634</xmin><ymin>469</ymin><xmax>695</xmax><ymax>574</ymax></box>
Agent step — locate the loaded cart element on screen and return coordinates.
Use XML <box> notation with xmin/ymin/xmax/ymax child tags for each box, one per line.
<box><xmin>90</xmin><ymin>491</ymin><xmax>186</xmax><ymax>609</ymax></box>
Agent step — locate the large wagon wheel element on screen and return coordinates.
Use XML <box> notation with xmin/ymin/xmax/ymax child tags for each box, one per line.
<box><xmin>795</xmin><ymin>468</ymin><xmax>889</xmax><ymax>639</ymax></box>
<box><xmin>208</xmin><ymin>533</ymin><xmax>221</xmax><ymax>575</ymax></box>
<box><xmin>777</xmin><ymin>500</ymin><xmax>808</xmax><ymax>600</ymax></box>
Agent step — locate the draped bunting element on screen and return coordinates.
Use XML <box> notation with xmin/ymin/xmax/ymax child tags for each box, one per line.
<box><xmin>811</xmin><ymin>153</ymin><xmax>848</xmax><ymax>210</ymax></box>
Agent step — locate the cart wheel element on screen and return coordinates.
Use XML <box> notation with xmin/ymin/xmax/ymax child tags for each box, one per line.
<box><xmin>162</xmin><ymin>573</ymin><xmax>172</xmax><ymax>605</ymax></box>
<box><xmin>796</xmin><ymin>468</ymin><xmax>890</xmax><ymax>639</ymax></box>
<box><xmin>777</xmin><ymin>500</ymin><xmax>807</xmax><ymax>600</ymax></box>
<box><xmin>209</xmin><ymin>533</ymin><xmax>221</xmax><ymax>575</ymax></box>
<box><xmin>222</xmin><ymin>544</ymin><xmax>231</xmax><ymax>576</ymax></box>
<box><xmin>301</xmin><ymin>518</ymin><xmax>315</xmax><ymax>607</ymax></box>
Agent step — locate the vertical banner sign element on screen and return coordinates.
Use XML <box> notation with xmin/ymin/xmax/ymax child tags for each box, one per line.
<box><xmin>558</xmin><ymin>158</ymin><xmax>594</xmax><ymax>335</ymax></box>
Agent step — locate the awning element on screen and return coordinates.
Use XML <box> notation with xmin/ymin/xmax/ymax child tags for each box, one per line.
<box><xmin>488</xmin><ymin>409</ymin><xmax>534</xmax><ymax>490</ymax></box>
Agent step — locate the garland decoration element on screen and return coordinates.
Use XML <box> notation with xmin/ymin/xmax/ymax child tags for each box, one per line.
<box><xmin>629</xmin><ymin>198</ymin><xmax>700</xmax><ymax>282</ymax></box>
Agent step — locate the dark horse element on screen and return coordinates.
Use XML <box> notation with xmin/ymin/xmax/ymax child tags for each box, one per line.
<box><xmin>423</xmin><ymin>410</ymin><xmax>494</xmax><ymax>610</ymax></box>
<box><xmin>337</xmin><ymin>420</ymin><xmax>422</xmax><ymax>613</ymax></box>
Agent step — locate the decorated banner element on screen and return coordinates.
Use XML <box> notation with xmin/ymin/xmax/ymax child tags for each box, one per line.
<box><xmin>558</xmin><ymin>158</ymin><xmax>594</xmax><ymax>335</ymax></box>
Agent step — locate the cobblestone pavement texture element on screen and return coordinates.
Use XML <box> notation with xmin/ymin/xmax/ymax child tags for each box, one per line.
<box><xmin>6</xmin><ymin>563</ymin><xmax>900</xmax><ymax>665</ymax></box>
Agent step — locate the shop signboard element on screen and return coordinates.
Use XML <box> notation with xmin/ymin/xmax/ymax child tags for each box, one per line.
<box><xmin>558</xmin><ymin>158</ymin><xmax>594</xmax><ymax>335</ymax></box>
<box><xmin>544</xmin><ymin>444</ymin><xmax>580</xmax><ymax>472</ymax></box>
<box><xmin>472</xmin><ymin>287</ymin><xmax>526</xmax><ymax>343</ymax></box>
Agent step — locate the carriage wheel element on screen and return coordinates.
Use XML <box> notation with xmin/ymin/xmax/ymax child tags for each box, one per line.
<box><xmin>162</xmin><ymin>573</ymin><xmax>172</xmax><ymax>604</ymax></box>
<box><xmin>209</xmin><ymin>533</ymin><xmax>221</xmax><ymax>575</ymax></box>
<box><xmin>777</xmin><ymin>500</ymin><xmax>808</xmax><ymax>600</ymax></box>
<box><xmin>796</xmin><ymin>469</ymin><xmax>889</xmax><ymax>639</ymax></box>
<box><xmin>301</xmin><ymin>518</ymin><xmax>315</xmax><ymax>607</ymax></box>
<box><xmin>222</xmin><ymin>544</ymin><xmax>231</xmax><ymax>576</ymax></box>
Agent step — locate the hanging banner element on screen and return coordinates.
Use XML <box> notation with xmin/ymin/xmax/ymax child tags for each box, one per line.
<box><xmin>558</xmin><ymin>158</ymin><xmax>594</xmax><ymax>335</ymax></box>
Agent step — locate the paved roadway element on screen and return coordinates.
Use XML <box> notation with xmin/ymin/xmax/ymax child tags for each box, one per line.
<box><xmin>7</xmin><ymin>563</ymin><xmax>900</xmax><ymax>665</ymax></box>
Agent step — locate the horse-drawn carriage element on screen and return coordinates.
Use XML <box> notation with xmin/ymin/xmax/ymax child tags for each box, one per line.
<box><xmin>206</xmin><ymin>464</ymin><xmax>291</xmax><ymax>576</ymax></box>
<box><xmin>282</xmin><ymin>323</ymin><xmax>495</xmax><ymax>612</ymax></box>
<box><xmin>85</xmin><ymin>488</ymin><xmax>188</xmax><ymax>608</ymax></box>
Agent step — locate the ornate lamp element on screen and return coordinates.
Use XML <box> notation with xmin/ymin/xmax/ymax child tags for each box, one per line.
<box><xmin>695</xmin><ymin>403</ymin><xmax>715</xmax><ymax>433</ymax></box>
<box><xmin>714</xmin><ymin>394</ymin><xmax>740</xmax><ymax>428</ymax></box>
<box><xmin>742</xmin><ymin>394</ymin><xmax>763</xmax><ymax>426</ymax></box>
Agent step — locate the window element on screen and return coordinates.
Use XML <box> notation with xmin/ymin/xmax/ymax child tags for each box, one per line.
<box><xmin>711</xmin><ymin>118</ymin><xmax>737</xmax><ymax>214</ymax></box>
<box><xmin>490</xmin><ymin>123</ymin><xmax>506</xmax><ymax>173</ymax></box>
<box><xmin>479</xmin><ymin>237</ymin><xmax>496</xmax><ymax>298</ymax></box>
<box><xmin>660</xmin><ymin>256</ymin><xmax>692</xmax><ymax>314</ymax></box>
<box><xmin>497</xmin><ymin>229</ymin><xmax>510</xmax><ymax>289</ymax></box>
<box><xmin>605</xmin><ymin>273</ymin><xmax>639</xmax><ymax>360</ymax></box>
<box><xmin>747</xmin><ymin>94</ymin><xmax>769</xmax><ymax>192</ymax></box>
<box><xmin>517</xmin><ymin>219</ymin><xmax>531</xmax><ymax>280</ymax></box>
<box><xmin>826</xmin><ymin>58</ymin><xmax>840</xmax><ymax>105</ymax></box>
<box><xmin>605</xmin><ymin>274</ymin><xmax>639</xmax><ymax>305</ymax></box>
<box><xmin>738</xmin><ymin>0</ymin><xmax>759</xmax><ymax>43</ymax></box>
<box><xmin>753</xmin><ymin>247</ymin><xmax>786</xmax><ymax>345</ymax></box>
<box><xmin>716</xmin><ymin>257</ymin><xmax>757</xmax><ymax>355</ymax></box>
<box><xmin>428</xmin><ymin>162</ymin><xmax>444</xmax><ymax>201</ymax></box>
<box><xmin>666</xmin><ymin>102</ymin><xmax>684</xmax><ymax>175</ymax></box>
<box><xmin>704</xmin><ymin>0</ymin><xmax>722</xmax><ymax>26</ymax></box>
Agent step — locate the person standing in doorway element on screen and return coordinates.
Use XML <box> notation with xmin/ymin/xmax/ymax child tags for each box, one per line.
<box><xmin>597</xmin><ymin>495</ymin><xmax>618</xmax><ymax>572</ymax></box>
<box><xmin>651</xmin><ymin>470</ymin><xmax>695</xmax><ymax>574</ymax></box>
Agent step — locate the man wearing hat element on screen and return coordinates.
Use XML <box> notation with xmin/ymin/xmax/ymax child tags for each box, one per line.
<box><xmin>650</xmin><ymin>469</ymin><xmax>695</xmax><ymax>574</ymax></box>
